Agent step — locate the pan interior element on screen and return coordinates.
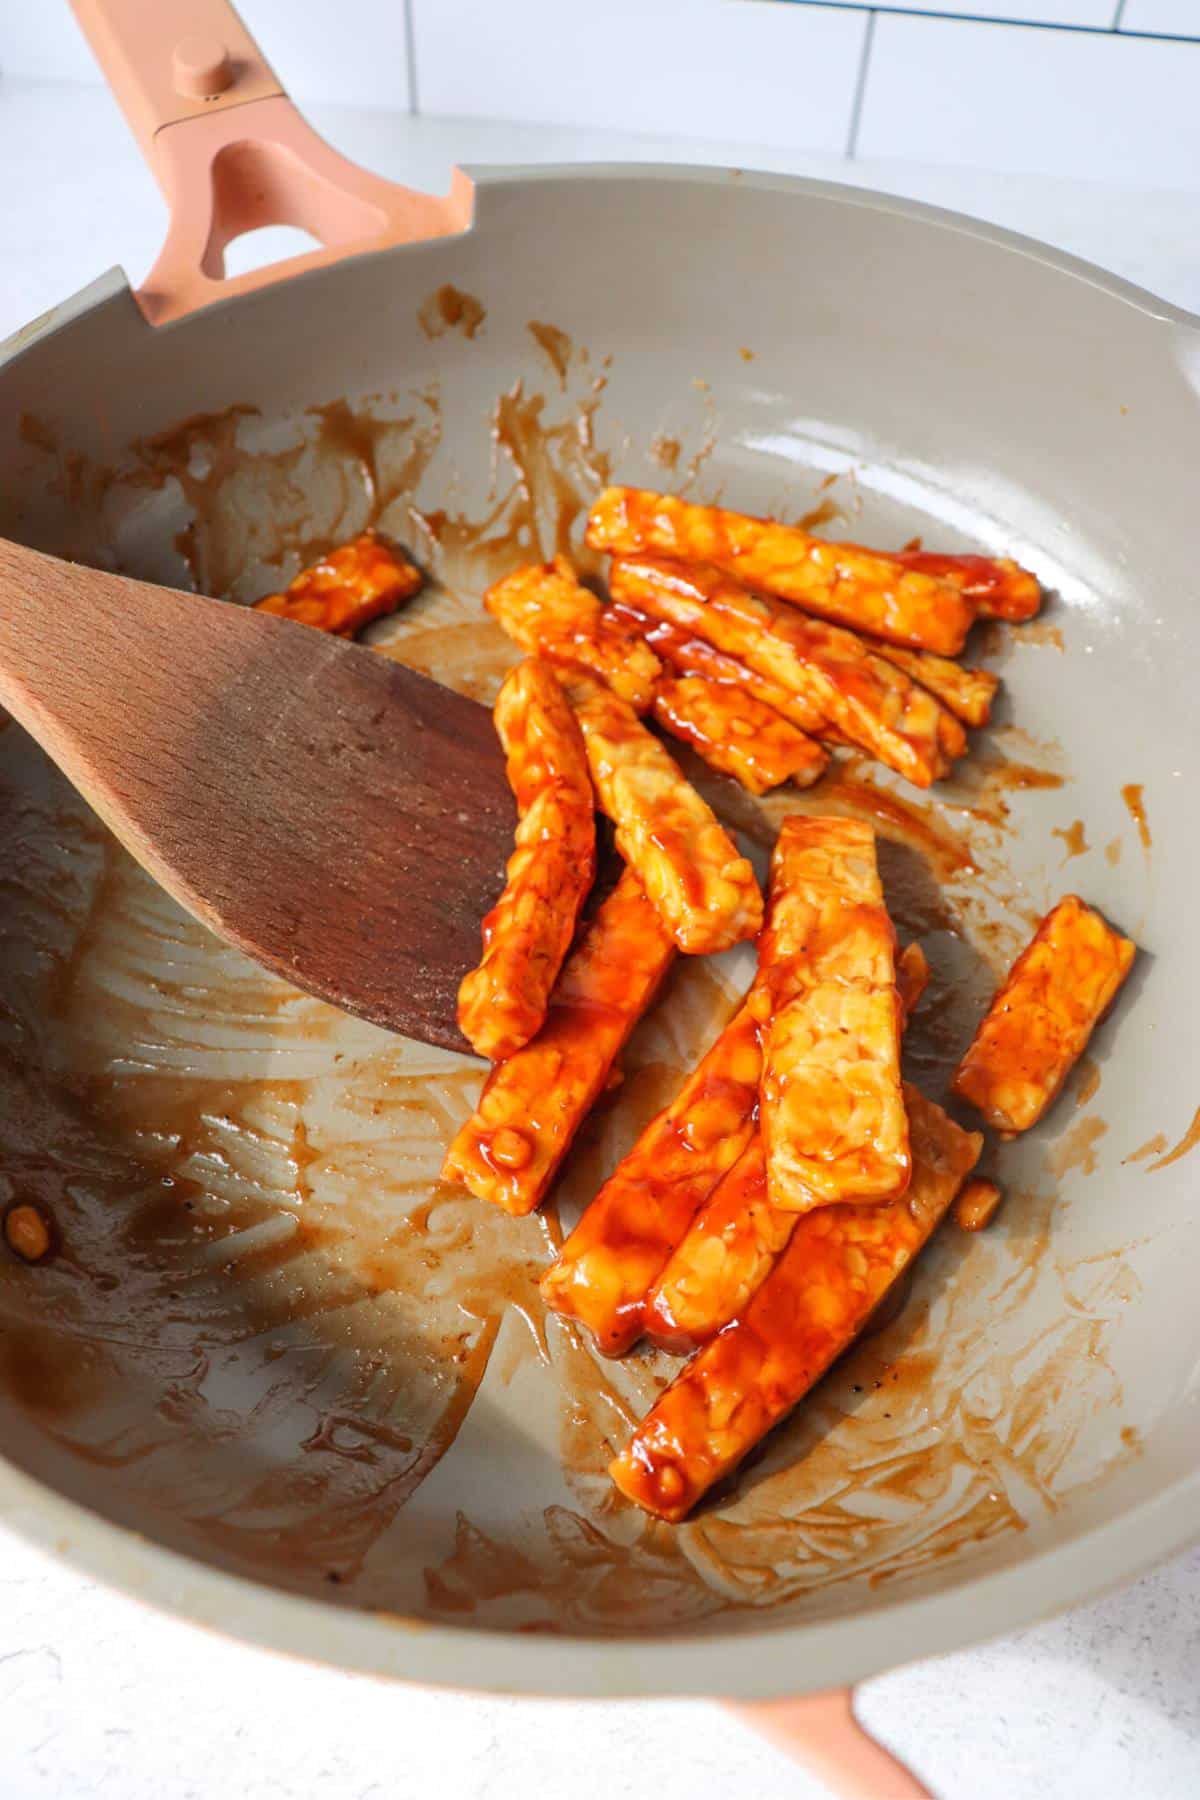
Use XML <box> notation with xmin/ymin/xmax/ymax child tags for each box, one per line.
<box><xmin>0</xmin><ymin>173</ymin><xmax>1196</xmax><ymax>1652</ymax></box>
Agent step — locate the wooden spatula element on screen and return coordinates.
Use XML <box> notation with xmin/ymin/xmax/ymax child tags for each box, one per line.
<box><xmin>0</xmin><ymin>538</ymin><xmax>515</xmax><ymax>1055</ymax></box>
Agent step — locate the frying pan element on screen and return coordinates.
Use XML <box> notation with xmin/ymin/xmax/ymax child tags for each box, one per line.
<box><xmin>2</xmin><ymin>0</ymin><xmax>1199</xmax><ymax>1785</ymax></box>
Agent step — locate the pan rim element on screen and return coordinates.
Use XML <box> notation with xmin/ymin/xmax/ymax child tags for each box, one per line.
<box><xmin>1</xmin><ymin>160</ymin><xmax>1196</xmax><ymax>1691</ymax></box>
<box><xmin>3</xmin><ymin>162</ymin><xmax>1197</xmax><ymax>366</ymax></box>
<box><xmin>1</xmin><ymin>1444</ymin><xmax>1197</xmax><ymax>1696</ymax></box>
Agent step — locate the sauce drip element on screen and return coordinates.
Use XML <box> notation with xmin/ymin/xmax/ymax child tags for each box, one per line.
<box><xmin>1146</xmin><ymin>1104</ymin><xmax>1200</xmax><ymax>1174</ymax></box>
<box><xmin>528</xmin><ymin>321</ymin><xmax>572</xmax><ymax>386</ymax></box>
<box><xmin>418</xmin><ymin>285</ymin><xmax>487</xmax><ymax>340</ymax></box>
<box><xmin>1121</xmin><ymin>782</ymin><xmax>1151</xmax><ymax>853</ymax></box>
<box><xmin>1052</xmin><ymin>819</ymin><xmax>1089</xmax><ymax>861</ymax></box>
<box><xmin>1048</xmin><ymin>1114</ymin><xmax>1108</xmax><ymax>1178</ymax></box>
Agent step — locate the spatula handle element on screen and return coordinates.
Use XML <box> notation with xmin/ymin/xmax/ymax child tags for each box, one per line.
<box><xmin>69</xmin><ymin>0</ymin><xmax>474</xmax><ymax>326</ymax></box>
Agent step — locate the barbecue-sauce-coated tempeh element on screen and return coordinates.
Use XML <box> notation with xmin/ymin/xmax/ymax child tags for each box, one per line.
<box><xmin>643</xmin><ymin>940</ymin><xmax>929</xmax><ymax>1353</ymax></box>
<box><xmin>485</xmin><ymin>557</ymin><xmax>661</xmax><ymax>712</ymax></box>
<box><xmin>254</xmin><ymin>531</ymin><xmax>421</xmax><ymax>636</ymax></box>
<box><xmin>609</xmin><ymin>1088</ymin><xmax>983</xmax><ymax>1521</ymax></box>
<box><xmin>756</xmin><ymin>817</ymin><xmax>909</xmax><ymax>1209</ymax></box>
<box><xmin>457</xmin><ymin>658</ymin><xmax>596</xmax><ymax>1061</ymax></box>
<box><xmin>952</xmin><ymin>895</ymin><xmax>1135</xmax><ymax>1132</ymax></box>
<box><xmin>442</xmin><ymin>870</ymin><xmax>674</xmax><ymax>1214</ymax></box>
<box><xmin>588</xmin><ymin>487</ymin><xmax>980</xmax><ymax>653</ymax></box>
<box><xmin>565</xmin><ymin>670</ymin><xmax>762</xmax><ymax>954</ymax></box>
<box><xmin>650</xmin><ymin>673</ymin><xmax>828</xmax><ymax>795</ymax></box>
<box><xmin>609</xmin><ymin>555</ymin><xmax>964</xmax><ymax>789</ymax></box>
<box><xmin>539</xmin><ymin>1003</ymin><xmax>762</xmax><ymax>1355</ymax></box>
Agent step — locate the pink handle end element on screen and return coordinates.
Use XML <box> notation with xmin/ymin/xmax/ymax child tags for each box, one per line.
<box><xmin>138</xmin><ymin>98</ymin><xmax>474</xmax><ymax>325</ymax></box>
<box><xmin>732</xmin><ymin>1688</ymin><xmax>934</xmax><ymax>1800</ymax></box>
<box><xmin>71</xmin><ymin>0</ymin><xmax>474</xmax><ymax>325</ymax></box>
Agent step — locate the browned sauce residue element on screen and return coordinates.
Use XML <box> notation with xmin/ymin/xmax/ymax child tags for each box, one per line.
<box><xmin>1105</xmin><ymin>837</ymin><xmax>1122</xmax><ymax>867</ymax></box>
<box><xmin>528</xmin><ymin>321</ymin><xmax>572</xmax><ymax>387</ymax></box>
<box><xmin>738</xmin><ymin>347</ymin><xmax>755</xmax><ymax>363</ymax></box>
<box><xmin>946</xmin><ymin>750</ymin><xmax>1067</xmax><ymax>837</ymax></box>
<box><xmin>489</xmin><ymin>380</ymin><xmax>610</xmax><ymax>565</ymax></box>
<box><xmin>1124</xmin><ymin>1133</ymin><xmax>1167</xmax><ymax>1165</ymax></box>
<box><xmin>1073</xmin><ymin>1057</ymin><xmax>1101</xmax><ymax>1109</ymax></box>
<box><xmin>1052</xmin><ymin>819</ymin><xmax>1089</xmax><ymax>861</ymax></box>
<box><xmin>1049</xmin><ymin>1114</ymin><xmax>1108</xmax><ymax>1178</ymax></box>
<box><xmin>796</xmin><ymin>497</ymin><xmax>841</xmax><ymax>533</ymax></box>
<box><xmin>1121</xmin><ymin>783</ymin><xmax>1151</xmax><ymax>853</ymax></box>
<box><xmin>650</xmin><ymin>435</ymin><xmax>681</xmax><ymax>473</ymax></box>
<box><xmin>818</xmin><ymin>760</ymin><xmax>974</xmax><ymax>882</ymax></box>
<box><xmin>1145</xmin><ymin>1104</ymin><xmax>1200</xmax><ymax>1174</ymax></box>
<box><xmin>418</xmin><ymin>285</ymin><xmax>487</xmax><ymax>340</ymax></box>
<box><xmin>985</xmin><ymin>761</ymin><xmax>1065</xmax><ymax>793</ymax></box>
<box><xmin>19</xmin><ymin>411</ymin><xmax>59</xmax><ymax>454</ymax></box>
<box><xmin>1012</xmin><ymin>619</ymin><xmax>1064</xmax><ymax>652</ymax></box>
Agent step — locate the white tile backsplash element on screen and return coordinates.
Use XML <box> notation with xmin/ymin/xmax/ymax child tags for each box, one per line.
<box><xmin>0</xmin><ymin>0</ymin><xmax>411</xmax><ymax>109</ymax></box>
<box><xmin>856</xmin><ymin>12</ymin><xmax>1200</xmax><ymax>187</ymax></box>
<box><xmin>3</xmin><ymin>0</ymin><xmax>1200</xmax><ymax>192</ymax></box>
<box><xmin>1119</xmin><ymin>0</ymin><xmax>1200</xmax><ymax>34</ymax></box>
<box><xmin>412</xmin><ymin>0</ymin><xmax>867</xmax><ymax>153</ymax></box>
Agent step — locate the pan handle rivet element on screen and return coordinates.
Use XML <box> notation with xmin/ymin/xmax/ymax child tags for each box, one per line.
<box><xmin>172</xmin><ymin>35</ymin><xmax>234</xmax><ymax>100</ymax></box>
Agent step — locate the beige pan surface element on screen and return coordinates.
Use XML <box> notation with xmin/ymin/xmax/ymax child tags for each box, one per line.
<box><xmin>0</xmin><ymin>168</ymin><xmax>1197</xmax><ymax>1696</ymax></box>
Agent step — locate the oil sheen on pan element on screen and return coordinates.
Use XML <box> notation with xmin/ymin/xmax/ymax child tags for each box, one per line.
<box><xmin>0</xmin><ymin>323</ymin><xmax>1146</xmax><ymax>1632</ymax></box>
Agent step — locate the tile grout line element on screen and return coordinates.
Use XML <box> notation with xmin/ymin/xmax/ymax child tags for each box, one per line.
<box><xmin>789</xmin><ymin>2</ymin><xmax>1194</xmax><ymax>43</ymax></box>
<box><xmin>845</xmin><ymin>9</ymin><xmax>877</xmax><ymax>161</ymax></box>
<box><xmin>403</xmin><ymin>0</ymin><xmax>421</xmax><ymax>115</ymax></box>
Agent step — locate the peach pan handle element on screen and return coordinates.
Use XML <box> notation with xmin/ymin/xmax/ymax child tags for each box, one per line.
<box><xmin>732</xmin><ymin>1688</ymin><xmax>934</xmax><ymax>1798</ymax></box>
<box><xmin>69</xmin><ymin>0</ymin><xmax>473</xmax><ymax>325</ymax></box>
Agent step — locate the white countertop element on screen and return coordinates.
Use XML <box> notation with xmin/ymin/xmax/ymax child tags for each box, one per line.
<box><xmin>2</xmin><ymin>78</ymin><xmax>1199</xmax><ymax>1800</ymax></box>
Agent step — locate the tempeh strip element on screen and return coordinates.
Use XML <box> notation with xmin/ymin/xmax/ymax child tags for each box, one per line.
<box><xmin>644</xmin><ymin>1137</ymin><xmax>777</xmax><ymax>1355</ymax></box>
<box><xmin>610</xmin><ymin>556</ymin><xmax>964</xmax><ymax>789</ymax></box>
<box><xmin>952</xmin><ymin>894</ymin><xmax>1135</xmax><ymax>1132</ymax></box>
<box><xmin>644</xmin><ymin>942</ymin><xmax>928</xmax><ymax>1353</ymax></box>
<box><xmin>651</xmin><ymin>674</ymin><xmax>828</xmax><ymax>795</ymax></box>
<box><xmin>254</xmin><ymin>530</ymin><xmax>421</xmax><ymax>636</ymax></box>
<box><xmin>610</xmin><ymin>602</ymin><xmax>837</xmax><ymax>739</ymax></box>
<box><xmin>895</xmin><ymin>548</ymin><xmax>1041</xmax><ymax>623</ymax></box>
<box><xmin>757</xmin><ymin>817</ymin><xmax>909</xmax><ymax>1207</ymax></box>
<box><xmin>621</xmin><ymin>597</ymin><xmax>993</xmax><ymax>736</ymax></box>
<box><xmin>588</xmin><ymin>487</ymin><xmax>977</xmax><ymax>653</ymax></box>
<box><xmin>539</xmin><ymin>1004</ymin><xmax>762</xmax><ymax>1356</ymax></box>
<box><xmin>565</xmin><ymin>671</ymin><xmax>762</xmax><ymax>954</ymax></box>
<box><xmin>457</xmin><ymin>659</ymin><xmax>596</xmax><ymax>1061</ymax></box>
<box><xmin>874</xmin><ymin>642</ymin><xmax>999</xmax><ymax>729</ymax></box>
<box><xmin>442</xmin><ymin>870</ymin><xmax>674</xmax><ymax>1214</ymax></box>
<box><xmin>609</xmin><ymin>1088</ymin><xmax>983</xmax><ymax>1521</ymax></box>
<box><xmin>486</xmin><ymin>557</ymin><xmax>661</xmax><ymax>711</ymax></box>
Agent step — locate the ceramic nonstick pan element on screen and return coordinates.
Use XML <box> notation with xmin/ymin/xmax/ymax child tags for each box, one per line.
<box><xmin>1</xmin><ymin>0</ymin><xmax>1198</xmax><ymax>1779</ymax></box>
